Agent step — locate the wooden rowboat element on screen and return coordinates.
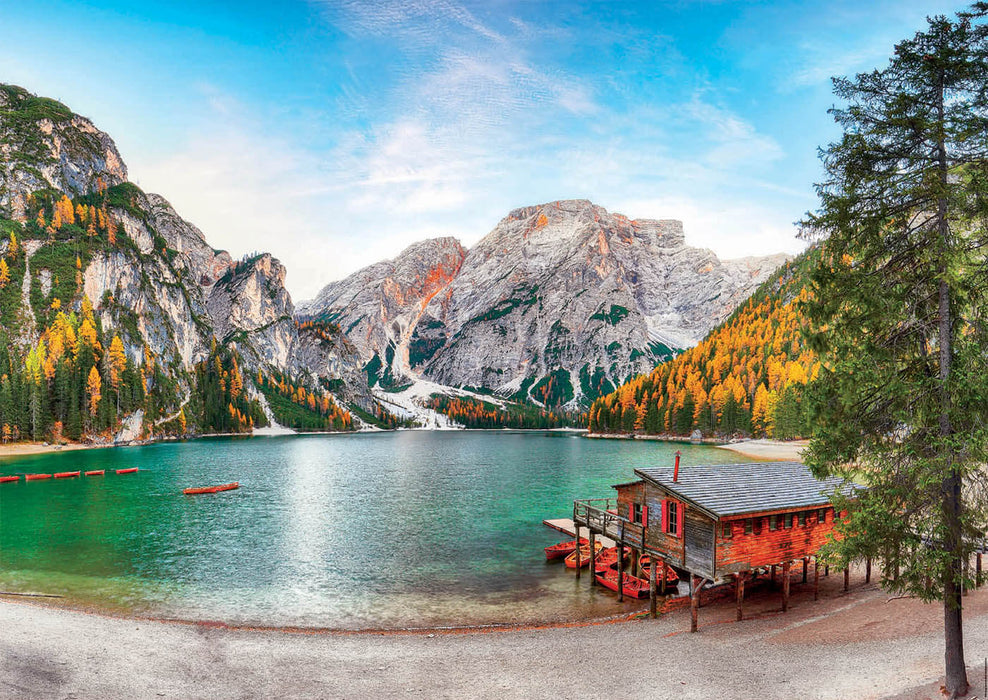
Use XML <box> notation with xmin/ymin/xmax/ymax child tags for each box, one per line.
<box><xmin>54</xmin><ymin>471</ymin><xmax>80</xmax><ymax>478</ymax></box>
<box><xmin>595</xmin><ymin>568</ymin><xmax>651</xmax><ymax>599</ymax></box>
<box><xmin>25</xmin><ymin>474</ymin><xmax>52</xmax><ymax>481</ymax></box>
<box><xmin>564</xmin><ymin>541</ymin><xmax>604</xmax><ymax>568</ymax></box>
<box><xmin>0</xmin><ymin>475</ymin><xmax>19</xmax><ymax>483</ymax></box>
<box><xmin>639</xmin><ymin>554</ymin><xmax>680</xmax><ymax>584</ymax></box>
<box><xmin>544</xmin><ymin>538</ymin><xmax>588</xmax><ymax>561</ymax></box>
<box><xmin>84</xmin><ymin>470</ymin><xmax>105</xmax><ymax>476</ymax></box>
<box><xmin>116</xmin><ymin>467</ymin><xmax>139</xmax><ymax>474</ymax></box>
<box><xmin>183</xmin><ymin>481</ymin><xmax>239</xmax><ymax>495</ymax></box>
<box><xmin>593</xmin><ymin>545</ymin><xmax>632</xmax><ymax>573</ymax></box>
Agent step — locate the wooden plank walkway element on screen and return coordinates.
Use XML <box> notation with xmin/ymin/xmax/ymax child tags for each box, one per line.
<box><xmin>543</xmin><ymin>518</ymin><xmax>617</xmax><ymax>548</ymax></box>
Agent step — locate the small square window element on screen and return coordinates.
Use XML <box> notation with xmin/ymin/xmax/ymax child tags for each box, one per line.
<box><xmin>784</xmin><ymin>513</ymin><xmax>793</xmax><ymax>529</ymax></box>
<box><xmin>722</xmin><ymin>522</ymin><xmax>732</xmax><ymax>538</ymax></box>
<box><xmin>769</xmin><ymin>514</ymin><xmax>778</xmax><ymax>531</ymax></box>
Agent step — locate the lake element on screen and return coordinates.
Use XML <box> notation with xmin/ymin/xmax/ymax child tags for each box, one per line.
<box><xmin>0</xmin><ymin>431</ymin><xmax>743</xmax><ymax>629</ymax></box>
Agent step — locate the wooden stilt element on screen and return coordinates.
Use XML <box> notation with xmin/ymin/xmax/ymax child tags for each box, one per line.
<box><xmin>865</xmin><ymin>557</ymin><xmax>871</xmax><ymax>584</ymax></box>
<box><xmin>649</xmin><ymin>554</ymin><xmax>658</xmax><ymax>618</ymax></box>
<box><xmin>977</xmin><ymin>552</ymin><xmax>982</xmax><ymax>588</ymax></box>
<box><xmin>802</xmin><ymin>557</ymin><xmax>808</xmax><ymax>584</ymax></box>
<box><xmin>736</xmin><ymin>572</ymin><xmax>745</xmax><ymax>622</ymax></box>
<box><xmin>574</xmin><ymin>524</ymin><xmax>582</xmax><ymax>578</ymax></box>
<box><xmin>843</xmin><ymin>566</ymin><xmax>849</xmax><ymax>592</ymax></box>
<box><xmin>617</xmin><ymin>537</ymin><xmax>625</xmax><ymax>603</ymax></box>
<box><xmin>782</xmin><ymin>562</ymin><xmax>790</xmax><ymax>612</ymax></box>
<box><xmin>690</xmin><ymin>573</ymin><xmax>699</xmax><ymax>633</ymax></box>
<box><xmin>588</xmin><ymin>531</ymin><xmax>596</xmax><ymax>586</ymax></box>
<box><xmin>814</xmin><ymin>558</ymin><xmax>820</xmax><ymax>601</ymax></box>
<box><xmin>660</xmin><ymin>559</ymin><xmax>667</xmax><ymax>595</ymax></box>
<box><xmin>770</xmin><ymin>564</ymin><xmax>776</xmax><ymax>589</ymax></box>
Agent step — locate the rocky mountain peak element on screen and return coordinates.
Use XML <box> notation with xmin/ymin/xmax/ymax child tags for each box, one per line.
<box><xmin>0</xmin><ymin>84</ymin><xmax>127</xmax><ymax>219</ymax></box>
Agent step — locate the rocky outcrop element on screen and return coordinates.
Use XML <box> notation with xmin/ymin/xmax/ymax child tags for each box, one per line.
<box><xmin>0</xmin><ymin>85</ymin><xmax>127</xmax><ymax>219</ymax></box>
<box><xmin>303</xmin><ymin>200</ymin><xmax>788</xmax><ymax>407</ymax></box>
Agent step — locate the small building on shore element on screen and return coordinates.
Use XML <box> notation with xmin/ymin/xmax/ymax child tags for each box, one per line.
<box><xmin>572</xmin><ymin>458</ymin><xmax>856</xmax><ymax>630</ymax></box>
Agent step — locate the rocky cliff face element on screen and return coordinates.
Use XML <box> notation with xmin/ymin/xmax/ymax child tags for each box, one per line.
<box><xmin>303</xmin><ymin>200</ymin><xmax>788</xmax><ymax>407</ymax></box>
<box><xmin>0</xmin><ymin>85</ymin><xmax>127</xmax><ymax>220</ymax></box>
<box><xmin>0</xmin><ymin>83</ymin><xmax>372</xmax><ymax>424</ymax></box>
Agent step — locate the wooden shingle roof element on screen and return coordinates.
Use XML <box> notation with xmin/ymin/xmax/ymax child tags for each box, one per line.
<box><xmin>634</xmin><ymin>461</ymin><xmax>854</xmax><ymax>518</ymax></box>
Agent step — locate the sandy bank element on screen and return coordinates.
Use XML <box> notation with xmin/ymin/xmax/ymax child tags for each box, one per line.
<box><xmin>0</xmin><ymin>441</ymin><xmax>114</xmax><ymax>460</ymax></box>
<box><xmin>716</xmin><ymin>438</ymin><xmax>809</xmax><ymax>461</ymax></box>
<box><xmin>2</xmin><ymin>564</ymin><xmax>986</xmax><ymax>699</ymax></box>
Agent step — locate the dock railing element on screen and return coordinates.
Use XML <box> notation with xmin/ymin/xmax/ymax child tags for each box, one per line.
<box><xmin>573</xmin><ymin>498</ymin><xmax>645</xmax><ymax>549</ymax></box>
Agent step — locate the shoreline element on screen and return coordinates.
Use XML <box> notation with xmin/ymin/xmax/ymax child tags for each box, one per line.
<box><xmin>3</xmin><ymin>566</ymin><xmax>986</xmax><ymax>699</ymax></box>
<box><xmin>715</xmin><ymin>438</ymin><xmax>809</xmax><ymax>462</ymax></box>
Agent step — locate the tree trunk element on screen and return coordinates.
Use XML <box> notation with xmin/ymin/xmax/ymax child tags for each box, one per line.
<box><xmin>936</xmin><ymin>69</ymin><xmax>968</xmax><ymax>698</ymax></box>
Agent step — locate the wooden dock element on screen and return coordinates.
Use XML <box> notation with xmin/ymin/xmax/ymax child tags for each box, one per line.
<box><xmin>543</xmin><ymin>518</ymin><xmax>616</xmax><ymax>548</ymax></box>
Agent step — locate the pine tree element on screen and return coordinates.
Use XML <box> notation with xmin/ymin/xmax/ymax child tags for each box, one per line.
<box><xmin>107</xmin><ymin>335</ymin><xmax>126</xmax><ymax>389</ymax></box>
<box><xmin>801</xmin><ymin>8</ymin><xmax>988</xmax><ymax>695</ymax></box>
<box><xmin>86</xmin><ymin>366</ymin><xmax>101</xmax><ymax>417</ymax></box>
<box><xmin>0</xmin><ymin>259</ymin><xmax>9</xmax><ymax>289</ymax></box>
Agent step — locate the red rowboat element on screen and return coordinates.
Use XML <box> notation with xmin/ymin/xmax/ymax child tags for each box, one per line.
<box><xmin>639</xmin><ymin>554</ymin><xmax>679</xmax><ymax>584</ymax></box>
<box><xmin>116</xmin><ymin>467</ymin><xmax>138</xmax><ymax>474</ymax></box>
<box><xmin>84</xmin><ymin>470</ymin><xmax>105</xmax><ymax>476</ymax></box>
<box><xmin>183</xmin><ymin>482</ymin><xmax>239</xmax><ymax>495</ymax></box>
<box><xmin>54</xmin><ymin>471</ymin><xmax>80</xmax><ymax>478</ymax></box>
<box><xmin>0</xmin><ymin>475</ymin><xmax>19</xmax><ymax>483</ymax></box>
<box><xmin>594</xmin><ymin>545</ymin><xmax>632</xmax><ymax>573</ymax></box>
<box><xmin>544</xmin><ymin>538</ymin><xmax>588</xmax><ymax>561</ymax></box>
<box><xmin>564</xmin><ymin>541</ymin><xmax>603</xmax><ymax>568</ymax></box>
<box><xmin>25</xmin><ymin>474</ymin><xmax>52</xmax><ymax>481</ymax></box>
<box><xmin>595</xmin><ymin>568</ymin><xmax>651</xmax><ymax>599</ymax></box>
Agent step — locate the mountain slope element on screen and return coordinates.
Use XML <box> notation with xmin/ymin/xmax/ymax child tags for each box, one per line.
<box><xmin>0</xmin><ymin>84</ymin><xmax>373</xmax><ymax>441</ymax></box>
<box><xmin>303</xmin><ymin>199</ymin><xmax>788</xmax><ymax>408</ymax></box>
<box><xmin>588</xmin><ymin>250</ymin><xmax>818</xmax><ymax>439</ymax></box>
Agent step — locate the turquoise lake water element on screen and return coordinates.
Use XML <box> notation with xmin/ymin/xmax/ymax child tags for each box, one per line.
<box><xmin>0</xmin><ymin>431</ymin><xmax>743</xmax><ymax>629</ymax></box>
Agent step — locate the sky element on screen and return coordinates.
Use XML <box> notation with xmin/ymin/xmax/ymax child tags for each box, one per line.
<box><xmin>0</xmin><ymin>0</ymin><xmax>973</xmax><ymax>300</ymax></box>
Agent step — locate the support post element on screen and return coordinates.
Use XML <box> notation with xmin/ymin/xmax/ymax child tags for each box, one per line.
<box><xmin>843</xmin><ymin>566</ymin><xmax>849</xmax><ymax>592</ymax></box>
<box><xmin>825</xmin><ymin>565</ymin><xmax>829</xmax><ymax>577</ymax></box>
<box><xmin>814</xmin><ymin>558</ymin><xmax>820</xmax><ymax>601</ymax></box>
<box><xmin>690</xmin><ymin>574</ymin><xmax>699</xmax><ymax>633</ymax></box>
<box><xmin>660</xmin><ymin>559</ymin><xmax>667</xmax><ymax>595</ymax></box>
<box><xmin>770</xmin><ymin>564</ymin><xmax>776</xmax><ymax>589</ymax></box>
<box><xmin>865</xmin><ymin>558</ymin><xmax>871</xmax><ymax>584</ymax></box>
<box><xmin>782</xmin><ymin>562</ymin><xmax>790</xmax><ymax>613</ymax></box>
<box><xmin>617</xmin><ymin>540</ymin><xmax>625</xmax><ymax>603</ymax></box>
<box><xmin>649</xmin><ymin>555</ymin><xmax>658</xmax><ymax>618</ymax></box>
<box><xmin>802</xmin><ymin>557</ymin><xmax>808</xmax><ymax>584</ymax></box>
<box><xmin>736</xmin><ymin>572</ymin><xmax>745</xmax><ymax>622</ymax></box>
<box><xmin>589</xmin><ymin>531</ymin><xmax>596</xmax><ymax>586</ymax></box>
<box><xmin>574</xmin><ymin>524</ymin><xmax>582</xmax><ymax>579</ymax></box>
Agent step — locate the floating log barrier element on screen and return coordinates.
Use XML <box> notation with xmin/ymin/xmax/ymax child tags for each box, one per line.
<box><xmin>0</xmin><ymin>475</ymin><xmax>19</xmax><ymax>483</ymax></box>
<box><xmin>84</xmin><ymin>470</ymin><xmax>105</xmax><ymax>476</ymax></box>
<box><xmin>116</xmin><ymin>467</ymin><xmax>138</xmax><ymax>474</ymax></box>
<box><xmin>25</xmin><ymin>474</ymin><xmax>52</xmax><ymax>481</ymax></box>
<box><xmin>54</xmin><ymin>471</ymin><xmax>80</xmax><ymax>479</ymax></box>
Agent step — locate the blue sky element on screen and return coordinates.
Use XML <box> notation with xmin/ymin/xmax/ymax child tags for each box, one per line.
<box><xmin>0</xmin><ymin>0</ymin><xmax>972</xmax><ymax>299</ymax></box>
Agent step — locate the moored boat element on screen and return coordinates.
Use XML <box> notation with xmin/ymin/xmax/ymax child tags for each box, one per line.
<box><xmin>638</xmin><ymin>554</ymin><xmax>680</xmax><ymax>584</ymax></box>
<box><xmin>564</xmin><ymin>540</ymin><xmax>603</xmax><ymax>568</ymax></box>
<box><xmin>544</xmin><ymin>538</ymin><xmax>588</xmax><ymax>561</ymax></box>
<box><xmin>54</xmin><ymin>471</ymin><xmax>80</xmax><ymax>478</ymax></box>
<box><xmin>183</xmin><ymin>481</ymin><xmax>239</xmax><ymax>495</ymax></box>
<box><xmin>116</xmin><ymin>467</ymin><xmax>139</xmax><ymax>474</ymax></box>
<box><xmin>593</xmin><ymin>545</ymin><xmax>632</xmax><ymax>573</ymax></box>
<box><xmin>595</xmin><ymin>567</ymin><xmax>650</xmax><ymax>599</ymax></box>
<box><xmin>25</xmin><ymin>473</ymin><xmax>52</xmax><ymax>481</ymax></box>
<box><xmin>0</xmin><ymin>475</ymin><xmax>19</xmax><ymax>483</ymax></box>
<box><xmin>84</xmin><ymin>470</ymin><xmax>105</xmax><ymax>476</ymax></box>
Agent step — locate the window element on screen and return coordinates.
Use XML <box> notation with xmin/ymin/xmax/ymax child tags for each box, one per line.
<box><xmin>666</xmin><ymin>501</ymin><xmax>679</xmax><ymax>536</ymax></box>
<box><xmin>722</xmin><ymin>522</ymin><xmax>732</xmax><ymax>538</ymax></box>
<box><xmin>633</xmin><ymin>503</ymin><xmax>643</xmax><ymax>524</ymax></box>
<box><xmin>769</xmin><ymin>514</ymin><xmax>778</xmax><ymax>531</ymax></box>
<box><xmin>745</xmin><ymin>519</ymin><xmax>753</xmax><ymax>535</ymax></box>
<box><xmin>784</xmin><ymin>513</ymin><xmax>793</xmax><ymax>529</ymax></box>
<box><xmin>753</xmin><ymin>518</ymin><xmax>763</xmax><ymax>535</ymax></box>
<box><xmin>798</xmin><ymin>512</ymin><xmax>807</xmax><ymax>527</ymax></box>
<box><xmin>818</xmin><ymin>508</ymin><xmax>827</xmax><ymax>524</ymax></box>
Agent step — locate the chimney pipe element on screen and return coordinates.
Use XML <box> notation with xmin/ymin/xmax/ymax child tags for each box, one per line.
<box><xmin>674</xmin><ymin>450</ymin><xmax>681</xmax><ymax>482</ymax></box>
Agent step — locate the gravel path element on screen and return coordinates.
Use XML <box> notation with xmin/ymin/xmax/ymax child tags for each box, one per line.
<box><xmin>2</xmin><ymin>567</ymin><xmax>986</xmax><ymax>699</ymax></box>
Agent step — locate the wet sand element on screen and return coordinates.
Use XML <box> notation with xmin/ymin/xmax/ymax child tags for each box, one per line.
<box><xmin>2</xmin><ymin>564</ymin><xmax>985</xmax><ymax>699</ymax></box>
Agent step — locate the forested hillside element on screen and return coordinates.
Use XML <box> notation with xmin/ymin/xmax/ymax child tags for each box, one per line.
<box><xmin>588</xmin><ymin>252</ymin><xmax>819</xmax><ymax>439</ymax></box>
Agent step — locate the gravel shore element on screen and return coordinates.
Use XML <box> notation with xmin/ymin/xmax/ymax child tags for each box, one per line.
<box><xmin>716</xmin><ymin>438</ymin><xmax>809</xmax><ymax>462</ymax></box>
<box><xmin>2</xmin><ymin>564</ymin><xmax>985</xmax><ymax>699</ymax></box>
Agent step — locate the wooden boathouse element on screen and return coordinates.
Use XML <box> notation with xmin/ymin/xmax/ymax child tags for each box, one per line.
<box><xmin>571</xmin><ymin>456</ymin><xmax>856</xmax><ymax>631</ymax></box>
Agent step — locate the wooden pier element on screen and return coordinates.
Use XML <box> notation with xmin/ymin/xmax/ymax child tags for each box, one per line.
<box><xmin>542</xmin><ymin>518</ymin><xmax>616</xmax><ymax>548</ymax></box>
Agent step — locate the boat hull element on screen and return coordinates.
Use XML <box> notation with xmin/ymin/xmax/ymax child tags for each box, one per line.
<box><xmin>116</xmin><ymin>468</ymin><xmax>139</xmax><ymax>474</ymax></box>
<box><xmin>54</xmin><ymin>471</ymin><xmax>80</xmax><ymax>478</ymax></box>
<box><xmin>0</xmin><ymin>475</ymin><xmax>19</xmax><ymax>483</ymax></box>
<box><xmin>544</xmin><ymin>538</ymin><xmax>588</xmax><ymax>561</ymax></box>
<box><xmin>564</xmin><ymin>541</ymin><xmax>603</xmax><ymax>568</ymax></box>
<box><xmin>84</xmin><ymin>470</ymin><xmax>105</xmax><ymax>476</ymax></box>
<box><xmin>25</xmin><ymin>474</ymin><xmax>52</xmax><ymax>481</ymax></box>
<box><xmin>183</xmin><ymin>482</ymin><xmax>239</xmax><ymax>495</ymax></box>
<box><xmin>595</xmin><ymin>569</ymin><xmax>650</xmax><ymax>599</ymax></box>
